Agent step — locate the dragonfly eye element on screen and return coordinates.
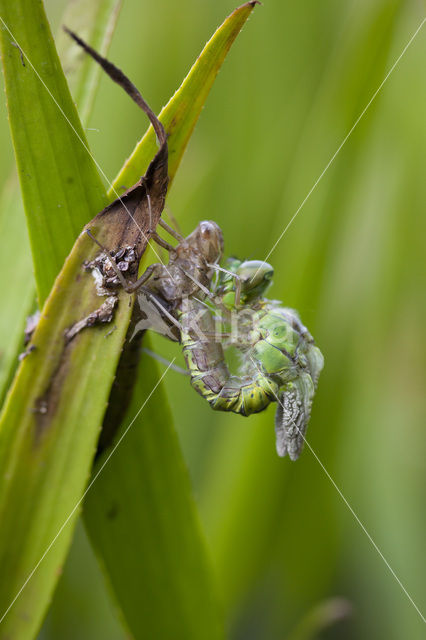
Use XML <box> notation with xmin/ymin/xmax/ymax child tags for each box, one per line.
<box><xmin>237</xmin><ymin>260</ymin><xmax>274</xmax><ymax>298</ymax></box>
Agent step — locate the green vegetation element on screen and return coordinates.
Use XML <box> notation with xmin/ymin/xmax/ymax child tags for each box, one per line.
<box><xmin>0</xmin><ymin>1</ymin><xmax>424</xmax><ymax>639</ymax></box>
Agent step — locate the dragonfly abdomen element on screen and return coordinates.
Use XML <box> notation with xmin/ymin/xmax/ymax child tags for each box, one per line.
<box><xmin>180</xmin><ymin>298</ymin><xmax>278</xmax><ymax>415</ymax></box>
<box><xmin>210</xmin><ymin>374</ymin><xmax>278</xmax><ymax>416</ymax></box>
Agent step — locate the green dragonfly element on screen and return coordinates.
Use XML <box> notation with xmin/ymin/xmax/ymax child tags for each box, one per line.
<box><xmin>127</xmin><ymin>221</ymin><xmax>324</xmax><ymax>460</ymax></box>
<box><xmin>86</xmin><ymin>219</ymin><xmax>323</xmax><ymax>459</ymax></box>
<box><xmin>178</xmin><ymin>256</ymin><xmax>324</xmax><ymax>460</ymax></box>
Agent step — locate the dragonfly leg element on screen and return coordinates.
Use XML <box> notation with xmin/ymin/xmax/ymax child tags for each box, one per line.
<box><xmin>125</xmin><ymin>263</ymin><xmax>165</xmax><ymax>292</ymax></box>
<box><xmin>207</xmin><ymin>263</ymin><xmax>242</xmax><ymax>307</ymax></box>
<box><xmin>138</xmin><ymin>286</ymin><xmax>183</xmax><ymax>331</ymax></box>
<box><xmin>158</xmin><ymin>217</ymin><xmax>184</xmax><ymax>241</ymax></box>
<box><xmin>144</xmin><ymin>192</ymin><xmax>177</xmax><ymax>252</ymax></box>
<box><xmin>146</xmin><ymin>193</ymin><xmax>181</xmax><ymax>246</ymax></box>
<box><xmin>150</xmin><ymin>231</ymin><xmax>176</xmax><ymax>253</ymax></box>
<box><xmin>180</xmin><ymin>267</ymin><xmax>232</xmax><ymax>316</ymax></box>
<box><xmin>164</xmin><ymin>206</ymin><xmax>184</xmax><ymax>237</ymax></box>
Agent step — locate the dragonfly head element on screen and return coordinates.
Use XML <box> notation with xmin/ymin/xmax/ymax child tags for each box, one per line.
<box><xmin>237</xmin><ymin>260</ymin><xmax>274</xmax><ymax>303</ymax></box>
<box><xmin>186</xmin><ymin>220</ymin><xmax>224</xmax><ymax>264</ymax></box>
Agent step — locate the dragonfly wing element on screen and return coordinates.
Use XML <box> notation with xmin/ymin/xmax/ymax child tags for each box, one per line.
<box><xmin>274</xmin><ymin>372</ymin><xmax>315</xmax><ymax>460</ymax></box>
<box><xmin>306</xmin><ymin>345</ymin><xmax>324</xmax><ymax>388</ymax></box>
<box><xmin>274</xmin><ymin>401</ymin><xmax>288</xmax><ymax>457</ymax></box>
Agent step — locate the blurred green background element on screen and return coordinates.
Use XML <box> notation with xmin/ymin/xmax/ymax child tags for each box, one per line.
<box><xmin>1</xmin><ymin>0</ymin><xmax>425</xmax><ymax>638</ymax></box>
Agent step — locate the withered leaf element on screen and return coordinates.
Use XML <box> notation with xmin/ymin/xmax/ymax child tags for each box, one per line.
<box><xmin>65</xmin><ymin>29</ymin><xmax>169</xmax><ymax>271</ymax></box>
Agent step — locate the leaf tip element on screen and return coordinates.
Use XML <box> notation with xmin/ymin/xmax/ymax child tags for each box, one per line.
<box><xmin>242</xmin><ymin>1</ymin><xmax>262</xmax><ymax>9</ymax></box>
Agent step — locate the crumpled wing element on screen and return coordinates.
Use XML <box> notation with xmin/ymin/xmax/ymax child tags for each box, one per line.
<box><xmin>274</xmin><ymin>372</ymin><xmax>315</xmax><ymax>460</ymax></box>
<box><xmin>306</xmin><ymin>345</ymin><xmax>324</xmax><ymax>388</ymax></box>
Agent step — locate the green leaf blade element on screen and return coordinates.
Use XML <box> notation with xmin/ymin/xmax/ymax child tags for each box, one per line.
<box><xmin>111</xmin><ymin>1</ymin><xmax>259</xmax><ymax>193</ymax></box>
<box><xmin>0</xmin><ymin>177</ymin><xmax>34</xmax><ymax>407</ymax></box>
<box><xmin>85</xmin><ymin>346</ymin><xmax>223</xmax><ymax>640</ymax></box>
<box><xmin>0</xmin><ymin>232</ymin><xmax>133</xmax><ymax>640</ymax></box>
<box><xmin>0</xmin><ymin>0</ymin><xmax>121</xmax><ymax>407</ymax></box>
<box><xmin>56</xmin><ymin>0</ymin><xmax>123</xmax><ymax>125</ymax></box>
<box><xmin>0</xmin><ymin>0</ymin><xmax>108</xmax><ymax>303</ymax></box>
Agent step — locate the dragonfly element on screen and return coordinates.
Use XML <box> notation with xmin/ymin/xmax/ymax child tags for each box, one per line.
<box><xmin>197</xmin><ymin>257</ymin><xmax>324</xmax><ymax>460</ymax></box>
<box><xmin>95</xmin><ymin>219</ymin><xmax>324</xmax><ymax>460</ymax></box>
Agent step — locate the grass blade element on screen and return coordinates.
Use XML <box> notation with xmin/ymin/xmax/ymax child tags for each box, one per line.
<box><xmin>0</xmin><ymin>132</ymin><xmax>167</xmax><ymax>638</ymax></box>
<box><xmin>0</xmin><ymin>176</ymin><xmax>34</xmax><ymax>406</ymax></box>
<box><xmin>84</xmin><ymin>345</ymin><xmax>223</xmax><ymax>640</ymax></box>
<box><xmin>0</xmin><ymin>237</ymin><xmax>132</xmax><ymax>640</ymax></box>
<box><xmin>0</xmin><ymin>0</ymin><xmax>107</xmax><ymax>305</ymax></box>
<box><xmin>0</xmin><ymin>0</ymin><xmax>121</xmax><ymax>405</ymax></box>
<box><xmin>56</xmin><ymin>0</ymin><xmax>123</xmax><ymax>125</ymax></box>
